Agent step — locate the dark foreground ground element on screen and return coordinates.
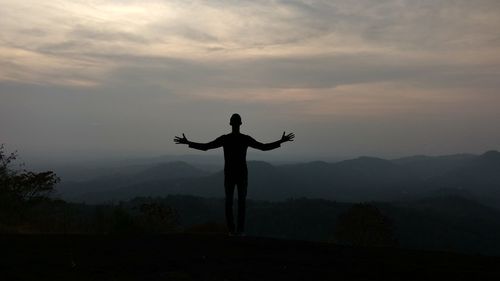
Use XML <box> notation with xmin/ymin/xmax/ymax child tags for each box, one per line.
<box><xmin>1</xmin><ymin>234</ymin><xmax>500</xmax><ymax>281</ymax></box>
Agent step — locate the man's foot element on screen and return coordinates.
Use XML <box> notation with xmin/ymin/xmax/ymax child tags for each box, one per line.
<box><xmin>228</xmin><ymin>231</ymin><xmax>237</xmax><ymax>237</ymax></box>
<box><xmin>236</xmin><ymin>232</ymin><xmax>246</xmax><ymax>237</ymax></box>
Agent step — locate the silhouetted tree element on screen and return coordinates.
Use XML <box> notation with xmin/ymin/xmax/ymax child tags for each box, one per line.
<box><xmin>138</xmin><ymin>201</ymin><xmax>179</xmax><ymax>232</ymax></box>
<box><xmin>0</xmin><ymin>145</ymin><xmax>59</xmax><ymax>205</ymax></box>
<box><xmin>333</xmin><ymin>203</ymin><xmax>397</xmax><ymax>247</ymax></box>
<box><xmin>0</xmin><ymin>145</ymin><xmax>60</xmax><ymax>232</ymax></box>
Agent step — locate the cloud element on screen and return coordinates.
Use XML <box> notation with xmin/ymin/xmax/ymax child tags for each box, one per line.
<box><xmin>1</xmin><ymin>0</ymin><xmax>500</xmax><ymax>158</ymax></box>
<box><xmin>1</xmin><ymin>0</ymin><xmax>499</xmax><ymax>83</ymax></box>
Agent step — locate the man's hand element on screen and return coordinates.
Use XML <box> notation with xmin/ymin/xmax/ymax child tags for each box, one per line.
<box><xmin>280</xmin><ymin>131</ymin><xmax>295</xmax><ymax>143</ymax></box>
<box><xmin>174</xmin><ymin>133</ymin><xmax>189</xmax><ymax>145</ymax></box>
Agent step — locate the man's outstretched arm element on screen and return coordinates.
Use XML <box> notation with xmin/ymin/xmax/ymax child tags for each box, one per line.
<box><xmin>248</xmin><ymin>131</ymin><xmax>295</xmax><ymax>151</ymax></box>
<box><xmin>174</xmin><ymin>134</ymin><xmax>223</xmax><ymax>151</ymax></box>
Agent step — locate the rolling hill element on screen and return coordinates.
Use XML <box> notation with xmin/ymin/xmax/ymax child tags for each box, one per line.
<box><xmin>58</xmin><ymin>151</ymin><xmax>500</xmax><ymax>208</ymax></box>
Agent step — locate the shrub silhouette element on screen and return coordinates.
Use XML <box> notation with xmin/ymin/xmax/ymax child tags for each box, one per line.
<box><xmin>0</xmin><ymin>145</ymin><xmax>60</xmax><ymax>231</ymax></box>
<box><xmin>0</xmin><ymin>145</ymin><xmax>59</xmax><ymax>204</ymax></box>
<box><xmin>137</xmin><ymin>201</ymin><xmax>179</xmax><ymax>233</ymax></box>
<box><xmin>334</xmin><ymin>203</ymin><xmax>397</xmax><ymax>247</ymax></box>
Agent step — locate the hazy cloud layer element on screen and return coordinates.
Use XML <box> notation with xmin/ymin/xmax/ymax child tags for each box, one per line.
<box><xmin>1</xmin><ymin>0</ymin><xmax>500</xmax><ymax>160</ymax></box>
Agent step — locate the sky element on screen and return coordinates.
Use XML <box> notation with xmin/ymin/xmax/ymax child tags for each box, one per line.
<box><xmin>1</xmin><ymin>0</ymin><xmax>500</xmax><ymax>162</ymax></box>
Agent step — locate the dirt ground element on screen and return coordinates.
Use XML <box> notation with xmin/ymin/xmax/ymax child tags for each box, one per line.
<box><xmin>1</xmin><ymin>234</ymin><xmax>499</xmax><ymax>280</ymax></box>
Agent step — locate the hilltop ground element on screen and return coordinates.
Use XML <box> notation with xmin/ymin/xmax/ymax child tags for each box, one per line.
<box><xmin>1</xmin><ymin>234</ymin><xmax>499</xmax><ymax>281</ymax></box>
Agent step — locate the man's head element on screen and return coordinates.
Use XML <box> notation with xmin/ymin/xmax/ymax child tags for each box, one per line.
<box><xmin>230</xmin><ymin>113</ymin><xmax>242</xmax><ymax>127</ymax></box>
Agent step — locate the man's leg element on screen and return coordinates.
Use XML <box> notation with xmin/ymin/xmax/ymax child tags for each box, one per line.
<box><xmin>236</xmin><ymin>179</ymin><xmax>248</xmax><ymax>234</ymax></box>
<box><xmin>224</xmin><ymin>178</ymin><xmax>236</xmax><ymax>234</ymax></box>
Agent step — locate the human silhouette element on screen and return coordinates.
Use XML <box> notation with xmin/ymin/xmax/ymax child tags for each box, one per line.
<box><xmin>174</xmin><ymin>113</ymin><xmax>294</xmax><ymax>236</ymax></box>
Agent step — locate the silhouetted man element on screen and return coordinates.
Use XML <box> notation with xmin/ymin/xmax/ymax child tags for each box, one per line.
<box><xmin>174</xmin><ymin>114</ymin><xmax>294</xmax><ymax>236</ymax></box>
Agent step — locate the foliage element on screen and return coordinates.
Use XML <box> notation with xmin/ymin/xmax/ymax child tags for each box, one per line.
<box><xmin>333</xmin><ymin>203</ymin><xmax>398</xmax><ymax>247</ymax></box>
<box><xmin>0</xmin><ymin>145</ymin><xmax>59</xmax><ymax>204</ymax></box>
<box><xmin>137</xmin><ymin>201</ymin><xmax>180</xmax><ymax>233</ymax></box>
<box><xmin>0</xmin><ymin>146</ymin><xmax>181</xmax><ymax>234</ymax></box>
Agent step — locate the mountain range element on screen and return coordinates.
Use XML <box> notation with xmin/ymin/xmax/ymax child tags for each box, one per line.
<box><xmin>57</xmin><ymin>150</ymin><xmax>500</xmax><ymax>207</ymax></box>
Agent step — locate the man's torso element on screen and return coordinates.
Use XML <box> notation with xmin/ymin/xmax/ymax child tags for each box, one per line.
<box><xmin>221</xmin><ymin>133</ymin><xmax>250</xmax><ymax>180</ymax></box>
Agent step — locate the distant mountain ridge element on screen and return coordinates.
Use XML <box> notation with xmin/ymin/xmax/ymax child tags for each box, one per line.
<box><xmin>393</xmin><ymin>153</ymin><xmax>476</xmax><ymax>179</ymax></box>
<box><xmin>429</xmin><ymin>150</ymin><xmax>500</xmax><ymax>206</ymax></box>
<box><xmin>57</xmin><ymin>161</ymin><xmax>208</xmax><ymax>199</ymax></box>
<box><xmin>58</xmin><ymin>150</ymin><xmax>500</xmax><ymax>208</ymax></box>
